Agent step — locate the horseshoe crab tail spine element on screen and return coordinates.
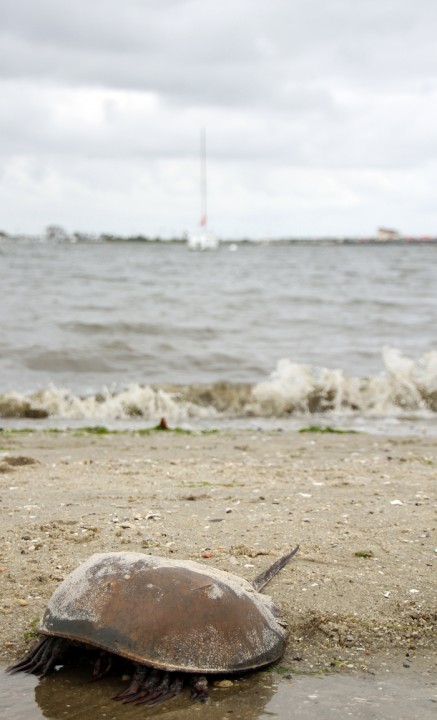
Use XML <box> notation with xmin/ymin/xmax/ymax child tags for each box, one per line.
<box><xmin>251</xmin><ymin>545</ymin><xmax>299</xmax><ymax>592</ymax></box>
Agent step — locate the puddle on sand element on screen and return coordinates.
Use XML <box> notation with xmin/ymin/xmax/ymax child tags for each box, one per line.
<box><xmin>2</xmin><ymin>666</ymin><xmax>437</xmax><ymax>720</ymax></box>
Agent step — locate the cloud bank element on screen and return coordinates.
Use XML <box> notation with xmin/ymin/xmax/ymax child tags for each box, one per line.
<box><xmin>1</xmin><ymin>0</ymin><xmax>437</xmax><ymax>237</ymax></box>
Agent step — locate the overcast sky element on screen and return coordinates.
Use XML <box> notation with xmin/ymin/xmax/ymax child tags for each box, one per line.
<box><xmin>1</xmin><ymin>0</ymin><xmax>437</xmax><ymax>238</ymax></box>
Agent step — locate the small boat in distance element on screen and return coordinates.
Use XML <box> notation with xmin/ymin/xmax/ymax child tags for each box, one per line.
<box><xmin>187</xmin><ymin>128</ymin><xmax>219</xmax><ymax>251</ymax></box>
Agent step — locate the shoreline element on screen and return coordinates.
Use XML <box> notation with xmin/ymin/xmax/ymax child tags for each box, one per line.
<box><xmin>0</xmin><ymin>429</ymin><xmax>435</xmax><ymax>676</ymax></box>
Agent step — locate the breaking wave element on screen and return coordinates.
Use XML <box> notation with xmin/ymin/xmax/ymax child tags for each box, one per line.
<box><xmin>1</xmin><ymin>348</ymin><xmax>437</xmax><ymax>423</ymax></box>
<box><xmin>251</xmin><ymin>347</ymin><xmax>437</xmax><ymax>417</ymax></box>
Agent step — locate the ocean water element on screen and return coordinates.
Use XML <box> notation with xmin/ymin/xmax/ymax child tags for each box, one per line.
<box><xmin>1</xmin><ymin>237</ymin><xmax>436</xmax><ymax>432</ymax></box>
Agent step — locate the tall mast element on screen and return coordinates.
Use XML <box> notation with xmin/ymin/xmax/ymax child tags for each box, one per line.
<box><xmin>200</xmin><ymin>127</ymin><xmax>207</xmax><ymax>230</ymax></box>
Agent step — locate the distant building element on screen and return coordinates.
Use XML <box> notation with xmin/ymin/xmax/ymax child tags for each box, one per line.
<box><xmin>376</xmin><ymin>227</ymin><xmax>401</xmax><ymax>241</ymax></box>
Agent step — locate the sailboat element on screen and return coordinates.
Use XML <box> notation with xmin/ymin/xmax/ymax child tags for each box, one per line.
<box><xmin>187</xmin><ymin>128</ymin><xmax>219</xmax><ymax>251</ymax></box>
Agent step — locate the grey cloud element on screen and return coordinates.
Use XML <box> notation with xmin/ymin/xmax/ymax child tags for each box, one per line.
<box><xmin>1</xmin><ymin>0</ymin><xmax>437</xmax><ymax>236</ymax></box>
<box><xmin>2</xmin><ymin>0</ymin><xmax>437</xmax><ymax>104</ymax></box>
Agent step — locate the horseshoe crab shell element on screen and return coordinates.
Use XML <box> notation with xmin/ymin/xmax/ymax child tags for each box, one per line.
<box><xmin>37</xmin><ymin>551</ymin><xmax>293</xmax><ymax>673</ymax></box>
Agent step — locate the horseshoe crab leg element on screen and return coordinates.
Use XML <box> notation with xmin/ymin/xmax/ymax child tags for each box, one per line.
<box><xmin>115</xmin><ymin>667</ymin><xmax>162</xmax><ymax>704</ymax></box>
<box><xmin>191</xmin><ymin>674</ymin><xmax>209</xmax><ymax>701</ymax></box>
<box><xmin>113</xmin><ymin>665</ymin><xmax>150</xmax><ymax>701</ymax></box>
<box><xmin>134</xmin><ymin>671</ymin><xmax>183</xmax><ymax>706</ymax></box>
<box><xmin>8</xmin><ymin>637</ymin><xmax>68</xmax><ymax>677</ymax></box>
<box><xmin>92</xmin><ymin>651</ymin><xmax>112</xmax><ymax>680</ymax></box>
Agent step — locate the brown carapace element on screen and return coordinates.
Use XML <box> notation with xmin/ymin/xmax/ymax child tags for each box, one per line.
<box><xmin>9</xmin><ymin>547</ymin><xmax>298</xmax><ymax>706</ymax></box>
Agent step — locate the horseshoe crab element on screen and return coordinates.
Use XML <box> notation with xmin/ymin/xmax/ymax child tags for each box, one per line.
<box><xmin>9</xmin><ymin>547</ymin><xmax>298</xmax><ymax>706</ymax></box>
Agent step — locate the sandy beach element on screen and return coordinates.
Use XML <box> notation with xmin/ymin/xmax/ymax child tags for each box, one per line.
<box><xmin>1</xmin><ymin>428</ymin><xmax>436</xmax><ymax>677</ymax></box>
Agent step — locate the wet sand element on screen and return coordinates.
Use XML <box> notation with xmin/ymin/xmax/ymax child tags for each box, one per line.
<box><xmin>3</xmin><ymin>664</ymin><xmax>437</xmax><ymax>720</ymax></box>
<box><xmin>0</xmin><ymin>429</ymin><xmax>436</xmax><ymax>684</ymax></box>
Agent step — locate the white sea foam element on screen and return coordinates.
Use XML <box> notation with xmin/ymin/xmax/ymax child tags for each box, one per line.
<box><xmin>251</xmin><ymin>347</ymin><xmax>437</xmax><ymax>417</ymax></box>
<box><xmin>0</xmin><ymin>384</ymin><xmax>217</xmax><ymax>422</ymax></box>
<box><xmin>1</xmin><ymin>348</ymin><xmax>437</xmax><ymax>423</ymax></box>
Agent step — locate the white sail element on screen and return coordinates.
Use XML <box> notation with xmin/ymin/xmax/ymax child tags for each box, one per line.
<box><xmin>187</xmin><ymin>128</ymin><xmax>219</xmax><ymax>251</ymax></box>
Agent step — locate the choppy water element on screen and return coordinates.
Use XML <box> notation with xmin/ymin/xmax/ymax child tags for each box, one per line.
<box><xmin>1</xmin><ymin>238</ymin><xmax>436</xmax><ymax>431</ymax></box>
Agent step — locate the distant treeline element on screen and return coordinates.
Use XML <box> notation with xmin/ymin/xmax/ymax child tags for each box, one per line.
<box><xmin>99</xmin><ymin>233</ymin><xmax>186</xmax><ymax>243</ymax></box>
<box><xmin>1</xmin><ymin>226</ymin><xmax>437</xmax><ymax>245</ymax></box>
<box><xmin>0</xmin><ymin>226</ymin><xmax>187</xmax><ymax>244</ymax></box>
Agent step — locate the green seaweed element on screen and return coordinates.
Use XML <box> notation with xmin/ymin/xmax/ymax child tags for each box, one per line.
<box><xmin>136</xmin><ymin>424</ymin><xmax>192</xmax><ymax>436</ymax></box>
<box><xmin>299</xmin><ymin>425</ymin><xmax>358</xmax><ymax>434</ymax></box>
<box><xmin>0</xmin><ymin>425</ymin><xmax>217</xmax><ymax>436</ymax></box>
<box><xmin>23</xmin><ymin>617</ymin><xmax>40</xmax><ymax>640</ymax></box>
<box><xmin>269</xmin><ymin>664</ymin><xmax>293</xmax><ymax>676</ymax></box>
<box><xmin>73</xmin><ymin>426</ymin><xmax>112</xmax><ymax>435</ymax></box>
<box><xmin>182</xmin><ymin>481</ymin><xmax>214</xmax><ymax>488</ymax></box>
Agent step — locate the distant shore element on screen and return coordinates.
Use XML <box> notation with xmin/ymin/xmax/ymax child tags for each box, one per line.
<box><xmin>2</xmin><ymin>228</ymin><xmax>437</xmax><ymax>245</ymax></box>
<box><xmin>1</xmin><ymin>429</ymin><xmax>435</xmax><ymax>676</ymax></box>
